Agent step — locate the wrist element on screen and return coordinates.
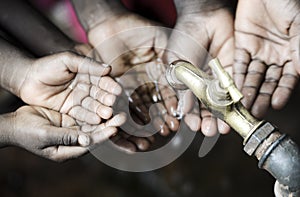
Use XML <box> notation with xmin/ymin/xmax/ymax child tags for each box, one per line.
<box><xmin>0</xmin><ymin>112</ymin><xmax>15</xmax><ymax>147</ymax></box>
<box><xmin>71</xmin><ymin>0</ymin><xmax>127</xmax><ymax>31</ymax></box>
<box><xmin>0</xmin><ymin>50</ymin><xmax>33</xmax><ymax>98</ymax></box>
<box><xmin>174</xmin><ymin>0</ymin><xmax>230</xmax><ymax>17</ymax></box>
<box><xmin>8</xmin><ymin>57</ymin><xmax>33</xmax><ymax>98</ymax></box>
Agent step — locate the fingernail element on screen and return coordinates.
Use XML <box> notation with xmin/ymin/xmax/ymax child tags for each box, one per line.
<box><xmin>102</xmin><ymin>63</ymin><xmax>110</xmax><ymax>67</ymax></box>
<box><xmin>113</xmin><ymin>84</ymin><xmax>122</xmax><ymax>95</ymax></box>
<box><xmin>78</xmin><ymin>134</ymin><xmax>90</xmax><ymax>146</ymax></box>
<box><xmin>93</xmin><ymin>115</ymin><xmax>101</xmax><ymax>124</ymax></box>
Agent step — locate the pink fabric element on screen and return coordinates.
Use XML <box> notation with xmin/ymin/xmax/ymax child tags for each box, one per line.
<box><xmin>65</xmin><ymin>0</ymin><xmax>88</xmax><ymax>43</ymax></box>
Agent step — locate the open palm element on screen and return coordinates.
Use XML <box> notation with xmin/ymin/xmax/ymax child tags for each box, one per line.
<box><xmin>164</xmin><ymin>8</ymin><xmax>235</xmax><ymax>136</ymax></box>
<box><xmin>234</xmin><ymin>0</ymin><xmax>300</xmax><ymax>118</ymax></box>
<box><xmin>19</xmin><ymin>52</ymin><xmax>122</xmax><ymax>124</ymax></box>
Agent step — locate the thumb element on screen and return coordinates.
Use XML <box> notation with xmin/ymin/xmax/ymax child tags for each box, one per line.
<box><xmin>61</xmin><ymin>51</ymin><xmax>111</xmax><ymax>76</ymax></box>
<box><xmin>47</xmin><ymin>126</ymin><xmax>91</xmax><ymax>147</ymax></box>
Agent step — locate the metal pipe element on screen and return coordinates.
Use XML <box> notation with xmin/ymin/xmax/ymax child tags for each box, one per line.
<box><xmin>166</xmin><ymin>58</ymin><xmax>300</xmax><ymax>196</ymax></box>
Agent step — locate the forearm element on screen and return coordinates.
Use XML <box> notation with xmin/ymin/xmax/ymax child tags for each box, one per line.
<box><xmin>174</xmin><ymin>0</ymin><xmax>236</xmax><ymax>15</ymax></box>
<box><xmin>0</xmin><ymin>113</ymin><xmax>14</xmax><ymax>148</ymax></box>
<box><xmin>0</xmin><ymin>37</ymin><xmax>32</xmax><ymax>97</ymax></box>
<box><xmin>71</xmin><ymin>0</ymin><xmax>126</xmax><ymax>31</ymax></box>
<box><xmin>0</xmin><ymin>0</ymin><xmax>75</xmax><ymax>56</ymax></box>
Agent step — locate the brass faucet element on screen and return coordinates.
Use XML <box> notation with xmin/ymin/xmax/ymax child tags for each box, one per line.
<box><xmin>166</xmin><ymin>58</ymin><xmax>261</xmax><ymax>142</ymax></box>
<box><xmin>166</xmin><ymin>58</ymin><xmax>300</xmax><ymax>196</ymax></box>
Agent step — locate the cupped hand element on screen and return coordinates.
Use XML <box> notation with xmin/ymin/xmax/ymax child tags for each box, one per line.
<box><xmin>87</xmin><ymin>13</ymin><xmax>168</xmax><ymax>77</ymax></box>
<box><xmin>234</xmin><ymin>0</ymin><xmax>300</xmax><ymax>119</ymax></box>
<box><xmin>87</xmin><ymin>12</ymin><xmax>182</xmax><ymax>139</ymax></box>
<box><xmin>19</xmin><ymin>51</ymin><xmax>122</xmax><ymax>124</ymax></box>
<box><xmin>164</xmin><ymin>7</ymin><xmax>234</xmax><ymax>136</ymax></box>
<box><xmin>9</xmin><ymin>106</ymin><xmax>125</xmax><ymax>162</ymax></box>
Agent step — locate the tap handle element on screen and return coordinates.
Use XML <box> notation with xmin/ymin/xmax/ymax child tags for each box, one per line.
<box><xmin>208</xmin><ymin>58</ymin><xmax>243</xmax><ymax>103</ymax></box>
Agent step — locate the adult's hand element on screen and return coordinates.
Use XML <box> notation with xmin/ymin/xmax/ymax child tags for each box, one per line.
<box><xmin>234</xmin><ymin>0</ymin><xmax>300</xmax><ymax>119</ymax></box>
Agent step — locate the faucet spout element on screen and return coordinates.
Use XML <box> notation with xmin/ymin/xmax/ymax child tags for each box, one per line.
<box><xmin>166</xmin><ymin>59</ymin><xmax>261</xmax><ymax>141</ymax></box>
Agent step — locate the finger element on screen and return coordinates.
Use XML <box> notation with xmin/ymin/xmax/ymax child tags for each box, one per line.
<box><xmin>81</xmin><ymin>124</ymin><xmax>98</xmax><ymax>133</ymax></box>
<box><xmin>130</xmin><ymin>49</ymin><xmax>156</xmax><ymax>65</ymax></box>
<box><xmin>100</xmin><ymin>113</ymin><xmax>127</xmax><ymax>129</ymax></box>
<box><xmin>184</xmin><ymin>113</ymin><xmax>201</xmax><ymax>132</ymax></box>
<box><xmin>251</xmin><ymin>94</ymin><xmax>270</xmax><ymax>119</ymax></box>
<box><xmin>46</xmin><ymin>126</ymin><xmax>91</xmax><ymax>147</ymax></box>
<box><xmin>45</xmin><ymin>146</ymin><xmax>88</xmax><ymax>162</ymax></box>
<box><xmin>69</xmin><ymin>106</ymin><xmax>101</xmax><ymax>124</ymax></box>
<box><xmin>81</xmin><ymin>96</ymin><xmax>113</xmax><ymax>119</ymax></box>
<box><xmin>200</xmin><ymin>107</ymin><xmax>218</xmax><ymax>137</ymax></box>
<box><xmin>159</xmin><ymin>84</ymin><xmax>177</xmax><ymax>116</ymax></box>
<box><xmin>129</xmin><ymin>91</ymin><xmax>150</xmax><ymax>123</ymax></box>
<box><xmin>71</xmin><ymin>73</ymin><xmax>91</xmax><ymax>84</ymax></box>
<box><xmin>217</xmin><ymin>119</ymin><xmax>230</xmax><ymax>134</ymax></box>
<box><xmin>233</xmin><ymin>48</ymin><xmax>251</xmax><ymax>89</ymax></box>
<box><xmin>82</xmin><ymin>113</ymin><xmax>127</xmax><ymax>133</ymax></box>
<box><xmin>150</xmin><ymin>103</ymin><xmax>171</xmax><ymax>136</ymax></box>
<box><xmin>111</xmin><ymin>135</ymin><xmax>137</xmax><ymax>153</ymax></box>
<box><xmin>90</xmin><ymin>85</ymin><xmax>116</xmax><ymax>106</ymax></box>
<box><xmin>272</xmin><ymin>61</ymin><xmax>299</xmax><ymax>109</ymax></box>
<box><xmin>137</xmin><ymin>130</ymin><xmax>155</xmax><ymax>144</ymax></box>
<box><xmin>61</xmin><ymin>113</ymin><xmax>77</xmax><ymax>127</ymax></box>
<box><xmin>114</xmin><ymin>94</ymin><xmax>145</xmax><ymax>127</ymax></box>
<box><xmin>177</xmin><ymin>90</ymin><xmax>195</xmax><ymax>115</ymax></box>
<box><xmin>91</xmin><ymin>76</ymin><xmax>122</xmax><ymax>95</ymax></box>
<box><xmin>241</xmin><ymin>60</ymin><xmax>266</xmax><ymax>109</ymax></box>
<box><xmin>130</xmin><ymin>106</ymin><xmax>150</xmax><ymax>126</ymax></box>
<box><xmin>136</xmin><ymin>84</ymin><xmax>153</xmax><ymax>108</ymax></box>
<box><xmin>148</xmin><ymin>82</ymin><xmax>161</xmax><ymax>103</ymax></box>
<box><xmin>129</xmin><ymin>112</ymin><xmax>156</xmax><ymax>143</ymax></box>
<box><xmin>119</xmin><ymin>71</ymin><xmax>151</xmax><ymax>124</ymax></box>
<box><xmin>75</xmin><ymin>120</ymin><xmax>85</xmax><ymax>126</ymax></box>
<box><xmin>290</xmin><ymin>34</ymin><xmax>300</xmax><ymax>74</ymax></box>
<box><xmin>127</xmin><ymin>135</ymin><xmax>151</xmax><ymax>151</ymax></box>
<box><xmin>182</xmin><ymin>92</ymin><xmax>201</xmax><ymax>131</ymax></box>
<box><xmin>153</xmin><ymin>116</ymin><xmax>170</xmax><ymax>136</ymax></box>
<box><xmin>90</xmin><ymin>127</ymin><xmax>117</xmax><ymax>145</ymax></box>
<box><xmin>62</xmin><ymin>52</ymin><xmax>111</xmax><ymax>76</ymax></box>
<box><xmin>163</xmin><ymin>114</ymin><xmax>180</xmax><ymax>132</ymax></box>
<box><xmin>183</xmin><ymin>96</ymin><xmax>201</xmax><ymax>132</ymax></box>
<box><xmin>251</xmin><ymin>64</ymin><xmax>282</xmax><ymax>118</ymax></box>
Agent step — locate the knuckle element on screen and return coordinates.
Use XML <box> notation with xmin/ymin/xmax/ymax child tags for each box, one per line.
<box><xmin>61</xmin><ymin>51</ymin><xmax>74</xmax><ymax>62</ymax></box>
<box><xmin>39</xmin><ymin>128</ymin><xmax>49</xmax><ymax>142</ymax></box>
<box><xmin>62</xmin><ymin>133</ymin><xmax>77</xmax><ymax>146</ymax></box>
